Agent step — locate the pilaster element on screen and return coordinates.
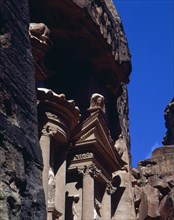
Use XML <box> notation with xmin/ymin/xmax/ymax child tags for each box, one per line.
<box><xmin>40</xmin><ymin>125</ymin><xmax>51</xmax><ymax>207</ymax></box>
<box><xmin>101</xmin><ymin>181</ymin><xmax>116</xmax><ymax>220</ymax></box>
<box><xmin>37</xmin><ymin>88</ymin><xmax>80</xmax><ymax>219</ymax></box>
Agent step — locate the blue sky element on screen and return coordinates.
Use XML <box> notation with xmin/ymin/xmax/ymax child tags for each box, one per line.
<box><xmin>113</xmin><ymin>0</ymin><xmax>174</xmax><ymax>167</ymax></box>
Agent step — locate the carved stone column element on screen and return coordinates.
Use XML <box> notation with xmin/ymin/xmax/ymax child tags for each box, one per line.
<box><xmin>82</xmin><ymin>169</ymin><xmax>94</xmax><ymax>220</ymax></box>
<box><xmin>78</xmin><ymin>164</ymin><xmax>101</xmax><ymax>220</ymax></box>
<box><xmin>55</xmin><ymin>151</ymin><xmax>66</xmax><ymax>220</ymax></box>
<box><xmin>37</xmin><ymin>88</ymin><xmax>80</xmax><ymax>219</ymax></box>
<box><xmin>47</xmin><ymin>207</ymin><xmax>62</xmax><ymax>220</ymax></box>
<box><xmin>39</xmin><ymin>125</ymin><xmax>51</xmax><ymax>207</ymax></box>
<box><xmin>101</xmin><ymin>182</ymin><xmax>116</xmax><ymax>220</ymax></box>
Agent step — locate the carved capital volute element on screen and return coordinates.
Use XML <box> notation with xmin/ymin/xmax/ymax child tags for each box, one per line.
<box><xmin>77</xmin><ymin>164</ymin><xmax>101</xmax><ymax>179</ymax></box>
<box><xmin>106</xmin><ymin>181</ymin><xmax>116</xmax><ymax>195</ymax></box>
<box><xmin>41</xmin><ymin>125</ymin><xmax>51</xmax><ymax>137</ymax></box>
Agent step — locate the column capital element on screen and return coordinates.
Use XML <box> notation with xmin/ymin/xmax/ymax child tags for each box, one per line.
<box><xmin>40</xmin><ymin>119</ymin><xmax>69</xmax><ymax>145</ymax></box>
<box><xmin>41</xmin><ymin>125</ymin><xmax>51</xmax><ymax>137</ymax></box>
<box><xmin>37</xmin><ymin>88</ymin><xmax>80</xmax><ymax>144</ymax></box>
<box><xmin>78</xmin><ymin>164</ymin><xmax>101</xmax><ymax>179</ymax></box>
<box><xmin>106</xmin><ymin>181</ymin><xmax>116</xmax><ymax>195</ymax></box>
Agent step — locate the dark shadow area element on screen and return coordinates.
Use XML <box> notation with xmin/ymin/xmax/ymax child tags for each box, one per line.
<box><xmin>111</xmin><ymin>175</ymin><xmax>126</xmax><ymax>217</ymax></box>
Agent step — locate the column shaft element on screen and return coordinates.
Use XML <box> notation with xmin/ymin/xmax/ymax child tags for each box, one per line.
<box><xmin>40</xmin><ymin>131</ymin><xmax>50</xmax><ymax>208</ymax></box>
<box><xmin>101</xmin><ymin>190</ymin><xmax>111</xmax><ymax>219</ymax></box>
<box><xmin>82</xmin><ymin>173</ymin><xmax>94</xmax><ymax>220</ymax></box>
<box><xmin>47</xmin><ymin>212</ymin><xmax>52</xmax><ymax>220</ymax></box>
<box><xmin>55</xmin><ymin>151</ymin><xmax>66</xmax><ymax>220</ymax></box>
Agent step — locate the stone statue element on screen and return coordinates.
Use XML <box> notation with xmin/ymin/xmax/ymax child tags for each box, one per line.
<box><xmin>29</xmin><ymin>23</ymin><xmax>50</xmax><ymax>43</ymax></box>
<box><xmin>89</xmin><ymin>93</ymin><xmax>105</xmax><ymax>113</ymax></box>
<box><xmin>72</xmin><ymin>195</ymin><xmax>79</xmax><ymax>220</ymax></box>
<box><xmin>48</xmin><ymin>167</ymin><xmax>55</xmax><ymax>206</ymax></box>
<box><xmin>94</xmin><ymin>198</ymin><xmax>101</xmax><ymax>219</ymax></box>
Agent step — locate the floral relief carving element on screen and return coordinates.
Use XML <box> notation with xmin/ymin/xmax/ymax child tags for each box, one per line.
<box><xmin>73</xmin><ymin>153</ymin><xmax>94</xmax><ymax>161</ymax></box>
<box><xmin>77</xmin><ymin>164</ymin><xmax>101</xmax><ymax>179</ymax></box>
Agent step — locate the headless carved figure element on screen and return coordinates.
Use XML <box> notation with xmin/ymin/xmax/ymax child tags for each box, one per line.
<box><xmin>48</xmin><ymin>167</ymin><xmax>55</xmax><ymax>205</ymax></box>
<box><xmin>29</xmin><ymin>23</ymin><xmax>50</xmax><ymax>43</ymax></box>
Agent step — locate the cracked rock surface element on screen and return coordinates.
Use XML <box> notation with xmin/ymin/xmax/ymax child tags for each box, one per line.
<box><xmin>0</xmin><ymin>1</ymin><xmax>46</xmax><ymax>219</ymax></box>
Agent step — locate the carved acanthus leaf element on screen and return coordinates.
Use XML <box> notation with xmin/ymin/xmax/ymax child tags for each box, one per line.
<box><xmin>77</xmin><ymin>164</ymin><xmax>101</xmax><ymax>179</ymax></box>
<box><xmin>106</xmin><ymin>181</ymin><xmax>116</xmax><ymax>195</ymax></box>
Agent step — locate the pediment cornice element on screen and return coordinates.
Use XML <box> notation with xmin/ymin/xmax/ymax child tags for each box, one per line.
<box><xmin>70</xmin><ymin>110</ymin><xmax>125</xmax><ymax>172</ymax></box>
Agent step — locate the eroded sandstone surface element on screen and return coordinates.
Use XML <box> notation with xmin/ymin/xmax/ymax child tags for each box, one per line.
<box><xmin>0</xmin><ymin>1</ymin><xmax>46</xmax><ymax>219</ymax></box>
<box><xmin>132</xmin><ymin>98</ymin><xmax>174</xmax><ymax>220</ymax></box>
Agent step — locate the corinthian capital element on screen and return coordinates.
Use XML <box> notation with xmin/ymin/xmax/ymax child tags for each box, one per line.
<box><xmin>106</xmin><ymin>181</ymin><xmax>116</xmax><ymax>195</ymax></box>
<box><xmin>78</xmin><ymin>164</ymin><xmax>101</xmax><ymax>179</ymax></box>
<box><xmin>41</xmin><ymin>125</ymin><xmax>51</xmax><ymax>137</ymax></box>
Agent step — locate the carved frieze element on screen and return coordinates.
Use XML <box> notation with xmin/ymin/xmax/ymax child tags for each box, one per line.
<box><xmin>73</xmin><ymin>152</ymin><xmax>94</xmax><ymax>161</ymax></box>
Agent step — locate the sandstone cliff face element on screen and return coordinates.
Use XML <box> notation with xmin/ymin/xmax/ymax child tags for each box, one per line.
<box><xmin>132</xmin><ymin>98</ymin><xmax>174</xmax><ymax>220</ymax></box>
<box><xmin>163</xmin><ymin>98</ymin><xmax>174</xmax><ymax>145</ymax></box>
<box><xmin>0</xmin><ymin>1</ymin><xmax>46</xmax><ymax>219</ymax></box>
<box><xmin>0</xmin><ymin>0</ymin><xmax>135</xmax><ymax>219</ymax></box>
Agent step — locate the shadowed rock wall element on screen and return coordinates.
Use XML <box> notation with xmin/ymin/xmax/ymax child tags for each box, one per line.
<box><xmin>0</xmin><ymin>1</ymin><xmax>46</xmax><ymax>219</ymax></box>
